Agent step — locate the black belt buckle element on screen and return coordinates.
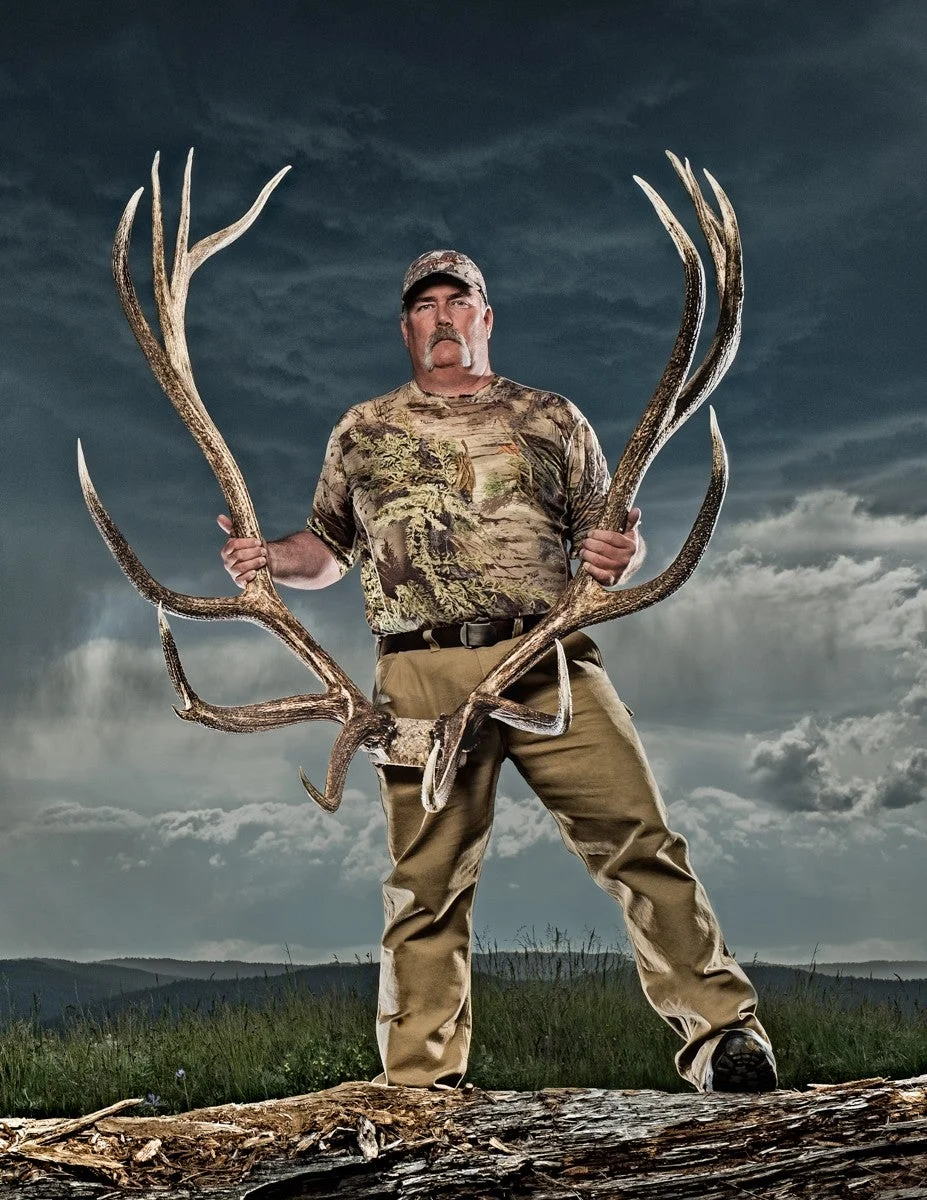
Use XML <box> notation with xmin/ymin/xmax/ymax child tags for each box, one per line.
<box><xmin>460</xmin><ymin>619</ymin><xmax>498</xmax><ymax>648</ymax></box>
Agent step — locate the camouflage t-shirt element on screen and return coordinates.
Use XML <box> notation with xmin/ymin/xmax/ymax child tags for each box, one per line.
<box><xmin>306</xmin><ymin>375</ymin><xmax>610</xmax><ymax>635</ymax></box>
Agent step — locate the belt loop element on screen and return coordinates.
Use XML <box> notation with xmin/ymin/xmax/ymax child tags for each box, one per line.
<box><xmin>512</xmin><ymin>616</ymin><xmax>524</xmax><ymax>637</ymax></box>
<box><xmin>422</xmin><ymin>627</ymin><xmax>440</xmax><ymax>652</ymax></box>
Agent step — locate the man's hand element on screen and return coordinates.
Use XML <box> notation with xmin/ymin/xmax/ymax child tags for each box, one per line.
<box><xmin>218</xmin><ymin>514</ymin><xmax>268</xmax><ymax>587</ymax></box>
<box><xmin>579</xmin><ymin>507</ymin><xmax>644</xmax><ymax>587</ymax></box>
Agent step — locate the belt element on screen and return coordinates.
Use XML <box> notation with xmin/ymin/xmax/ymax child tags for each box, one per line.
<box><xmin>377</xmin><ymin>613</ymin><xmax>548</xmax><ymax>656</ymax></box>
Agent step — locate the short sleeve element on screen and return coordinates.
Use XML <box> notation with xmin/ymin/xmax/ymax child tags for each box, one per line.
<box><xmin>565</xmin><ymin>411</ymin><xmax>611</xmax><ymax>557</ymax></box>
<box><xmin>306</xmin><ymin>427</ymin><xmax>359</xmax><ymax>576</ymax></box>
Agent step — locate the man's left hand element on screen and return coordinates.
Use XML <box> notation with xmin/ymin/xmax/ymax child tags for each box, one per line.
<box><xmin>579</xmin><ymin>508</ymin><xmax>644</xmax><ymax>587</ymax></box>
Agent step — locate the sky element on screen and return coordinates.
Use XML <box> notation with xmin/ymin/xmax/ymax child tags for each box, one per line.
<box><xmin>1</xmin><ymin>0</ymin><xmax>925</xmax><ymax>968</ymax></box>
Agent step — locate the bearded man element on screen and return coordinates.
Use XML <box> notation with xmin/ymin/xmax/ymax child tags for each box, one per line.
<box><xmin>218</xmin><ymin>249</ymin><xmax>777</xmax><ymax>1094</ymax></box>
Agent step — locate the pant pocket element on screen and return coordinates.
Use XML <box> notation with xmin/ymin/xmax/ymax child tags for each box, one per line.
<box><xmin>573</xmin><ymin>630</ymin><xmax>605</xmax><ymax>668</ymax></box>
<box><xmin>574</xmin><ymin>633</ymin><xmax>633</xmax><ymax>717</ymax></box>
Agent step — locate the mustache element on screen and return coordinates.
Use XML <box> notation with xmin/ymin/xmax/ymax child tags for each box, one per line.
<box><xmin>423</xmin><ymin>326</ymin><xmax>472</xmax><ymax>371</ymax></box>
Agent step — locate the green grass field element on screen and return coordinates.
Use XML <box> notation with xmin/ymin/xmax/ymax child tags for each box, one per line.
<box><xmin>1</xmin><ymin>943</ymin><xmax>924</xmax><ymax>1118</ymax></box>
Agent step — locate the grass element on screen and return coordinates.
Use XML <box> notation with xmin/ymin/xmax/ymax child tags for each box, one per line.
<box><xmin>0</xmin><ymin>987</ymin><xmax>378</xmax><ymax>1119</ymax></box>
<box><xmin>1</xmin><ymin>938</ymin><xmax>925</xmax><ymax>1117</ymax></box>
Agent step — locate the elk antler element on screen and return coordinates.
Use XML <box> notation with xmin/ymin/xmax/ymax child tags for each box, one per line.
<box><xmin>419</xmin><ymin>151</ymin><xmax>741</xmax><ymax>811</ymax></box>
<box><xmin>81</xmin><ymin>151</ymin><xmax>741</xmax><ymax>819</ymax></box>
<box><xmin>78</xmin><ymin>151</ymin><xmax>398</xmax><ymax>812</ymax></box>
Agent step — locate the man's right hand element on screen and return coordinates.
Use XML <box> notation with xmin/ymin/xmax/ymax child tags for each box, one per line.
<box><xmin>218</xmin><ymin>514</ymin><xmax>268</xmax><ymax>588</ymax></box>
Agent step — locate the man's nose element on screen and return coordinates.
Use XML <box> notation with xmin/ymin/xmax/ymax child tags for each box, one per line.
<box><xmin>435</xmin><ymin>306</ymin><xmax>453</xmax><ymax>326</ymax></box>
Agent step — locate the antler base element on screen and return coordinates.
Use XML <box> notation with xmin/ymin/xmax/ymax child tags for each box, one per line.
<box><xmin>365</xmin><ymin>716</ymin><xmax>436</xmax><ymax>768</ymax></box>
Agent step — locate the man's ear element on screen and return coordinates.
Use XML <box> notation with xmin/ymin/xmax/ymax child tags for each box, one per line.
<box><xmin>484</xmin><ymin>303</ymin><xmax>494</xmax><ymax>339</ymax></box>
<box><xmin>399</xmin><ymin>313</ymin><xmax>410</xmax><ymax>348</ymax></box>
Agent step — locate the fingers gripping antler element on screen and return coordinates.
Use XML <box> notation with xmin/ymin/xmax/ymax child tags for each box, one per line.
<box><xmin>79</xmin><ymin>152</ymin><xmax>396</xmax><ymax>811</ymax></box>
<box><xmin>422</xmin><ymin>152</ymin><xmax>742</xmax><ymax>811</ymax></box>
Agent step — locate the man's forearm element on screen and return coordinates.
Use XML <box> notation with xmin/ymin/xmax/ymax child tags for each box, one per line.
<box><xmin>267</xmin><ymin>529</ymin><xmax>343</xmax><ymax>590</ymax></box>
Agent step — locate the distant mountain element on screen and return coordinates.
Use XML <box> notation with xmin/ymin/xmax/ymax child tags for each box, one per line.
<box><xmin>745</xmin><ymin>962</ymin><xmax>927</xmax><ymax>1012</ymax></box>
<box><xmin>2</xmin><ymin>953</ymin><xmax>925</xmax><ymax>1028</ymax></box>
<box><xmin>96</xmin><ymin>958</ymin><xmax>313</xmax><ymax>981</ymax></box>
<box><xmin>43</xmin><ymin>961</ymin><xmax>379</xmax><ymax>1030</ymax></box>
<box><xmin>0</xmin><ymin>959</ymin><xmax>378</xmax><ymax>1029</ymax></box>
<box><xmin>796</xmin><ymin>960</ymin><xmax>927</xmax><ymax>980</ymax></box>
<box><xmin>0</xmin><ymin>959</ymin><xmax>170</xmax><ymax>1022</ymax></box>
<box><xmin>471</xmin><ymin>952</ymin><xmax>927</xmax><ymax>1012</ymax></box>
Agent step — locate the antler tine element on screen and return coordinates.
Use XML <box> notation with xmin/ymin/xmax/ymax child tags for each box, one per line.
<box><xmin>299</xmin><ymin>716</ymin><xmax>385</xmax><ymax>814</ymax></box>
<box><xmin>157</xmin><ymin>605</ymin><xmax>356</xmax><ymax>727</ymax></box>
<box><xmin>665</xmin><ymin>155</ymin><xmax>744</xmax><ymax>429</ymax></box>
<box><xmin>78</xmin><ymin>440</ymin><xmax>241</xmax><ymax>620</ymax></box>
<box><xmin>597</xmin><ymin>155</ymin><xmax>742</xmax><ymax>535</ymax></box>
<box><xmin>86</xmin><ymin>154</ymin><xmax>399</xmax><ymax>812</ymax></box>
<box><xmin>597</xmin><ymin>404</ymin><xmax>728</xmax><ymax>622</ymax></box>
<box><xmin>666</xmin><ymin>153</ymin><xmax>726</xmax><ymax>296</ymax></box>
<box><xmin>595</xmin><ymin>171</ymin><xmax>708</xmax><ymax>533</ymax></box>
<box><xmin>170</xmin><ymin>150</ymin><xmax>193</xmax><ymax>300</ymax></box>
<box><xmin>188</xmin><ymin>159</ymin><xmax>293</xmax><ymax>279</ymax></box>
<box><xmin>128</xmin><ymin>151</ymin><xmax>291</xmax><ymax>543</ymax></box>
<box><xmin>150</xmin><ymin>153</ymin><xmax>172</xmax><ymax>369</ymax></box>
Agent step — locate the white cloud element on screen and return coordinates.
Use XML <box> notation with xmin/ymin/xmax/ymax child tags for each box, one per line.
<box><xmin>667</xmin><ymin>778</ymin><xmax>927</xmax><ymax>960</ymax></box>
<box><xmin>187</xmin><ymin>938</ymin><xmax>379</xmax><ymax>965</ymax></box>
<box><xmin>10</xmin><ymin>795</ymin><xmax>350</xmax><ymax>858</ymax></box>
<box><xmin>594</xmin><ymin>489</ymin><xmax>927</xmax><ymax>728</ymax></box>
<box><xmin>154</xmin><ymin>800</ymin><xmax>347</xmax><ymax>857</ymax></box>
<box><xmin>723</xmin><ymin>488</ymin><xmax>927</xmax><ymax>564</ymax></box>
<box><xmin>338</xmin><ymin>804</ymin><xmax>390</xmax><ymax>883</ymax></box>
<box><xmin>486</xmin><ymin>794</ymin><xmax>561</xmax><ymax>860</ymax></box>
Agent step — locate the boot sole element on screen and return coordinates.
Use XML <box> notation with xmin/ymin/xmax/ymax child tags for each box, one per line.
<box><xmin>710</xmin><ymin>1036</ymin><xmax>778</xmax><ymax>1093</ymax></box>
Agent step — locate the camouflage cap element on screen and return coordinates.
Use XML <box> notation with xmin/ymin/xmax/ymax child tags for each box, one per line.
<box><xmin>401</xmin><ymin>249</ymin><xmax>488</xmax><ymax>306</ymax></box>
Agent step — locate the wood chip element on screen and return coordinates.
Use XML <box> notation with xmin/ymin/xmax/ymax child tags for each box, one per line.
<box><xmin>357</xmin><ymin>1117</ymin><xmax>379</xmax><ymax>1161</ymax></box>
<box><xmin>487</xmin><ymin>1135</ymin><xmax>521</xmax><ymax>1155</ymax></box>
<box><xmin>132</xmin><ymin>1138</ymin><xmax>162</xmax><ymax>1164</ymax></box>
<box><xmin>241</xmin><ymin>1133</ymin><xmax>275</xmax><ymax>1149</ymax></box>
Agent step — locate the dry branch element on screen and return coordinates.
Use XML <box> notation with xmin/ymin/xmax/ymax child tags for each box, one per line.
<box><xmin>1</xmin><ymin>1074</ymin><xmax>925</xmax><ymax>1198</ymax></box>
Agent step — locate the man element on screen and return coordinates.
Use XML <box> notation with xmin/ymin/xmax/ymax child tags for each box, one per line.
<box><xmin>218</xmin><ymin>249</ymin><xmax>777</xmax><ymax>1094</ymax></box>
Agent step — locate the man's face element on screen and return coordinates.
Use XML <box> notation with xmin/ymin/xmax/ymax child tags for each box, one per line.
<box><xmin>400</xmin><ymin>279</ymin><xmax>493</xmax><ymax>374</ymax></box>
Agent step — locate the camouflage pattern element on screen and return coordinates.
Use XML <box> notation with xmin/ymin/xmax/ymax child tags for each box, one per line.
<box><xmin>307</xmin><ymin>375</ymin><xmax>610</xmax><ymax>636</ymax></box>
<box><xmin>401</xmin><ymin>250</ymin><xmax>488</xmax><ymax>305</ymax></box>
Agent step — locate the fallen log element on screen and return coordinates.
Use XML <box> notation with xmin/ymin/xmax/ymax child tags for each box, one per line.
<box><xmin>0</xmin><ymin>1073</ymin><xmax>924</xmax><ymax>1198</ymax></box>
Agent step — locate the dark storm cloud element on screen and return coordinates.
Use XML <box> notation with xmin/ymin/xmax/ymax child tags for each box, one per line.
<box><xmin>873</xmin><ymin>750</ymin><xmax>927</xmax><ymax>811</ymax></box>
<box><xmin>748</xmin><ymin>718</ymin><xmax>867</xmax><ymax>813</ymax></box>
<box><xmin>4</xmin><ymin>1</ymin><xmax>925</xmax><ymax>573</ymax></box>
<box><xmin>901</xmin><ymin>679</ymin><xmax>927</xmax><ymax>719</ymax></box>
<box><xmin>748</xmin><ymin>722</ymin><xmax>927</xmax><ymax>815</ymax></box>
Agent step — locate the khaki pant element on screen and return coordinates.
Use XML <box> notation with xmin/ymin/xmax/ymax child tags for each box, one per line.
<box><xmin>370</xmin><ymin>629</ymin><xmax>773</xmax><ymax>1090</ymax></box>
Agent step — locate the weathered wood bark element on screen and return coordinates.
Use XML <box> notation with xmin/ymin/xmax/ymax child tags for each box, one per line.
<box><xmin>1</xmin><ymin>1074</ymin><xmax>925</xmax><ymax>1199</ymax></box>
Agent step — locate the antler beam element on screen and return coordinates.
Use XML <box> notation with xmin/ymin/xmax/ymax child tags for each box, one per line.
<box><xmin>418</xmin><ymin>151</ymin><xmax>742</xmax><ymax>811</ymax></box>
<box><xmin>79</xmin><ymin>152</ymin><xmax>397</xmax><ymax>812</ymax></box>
